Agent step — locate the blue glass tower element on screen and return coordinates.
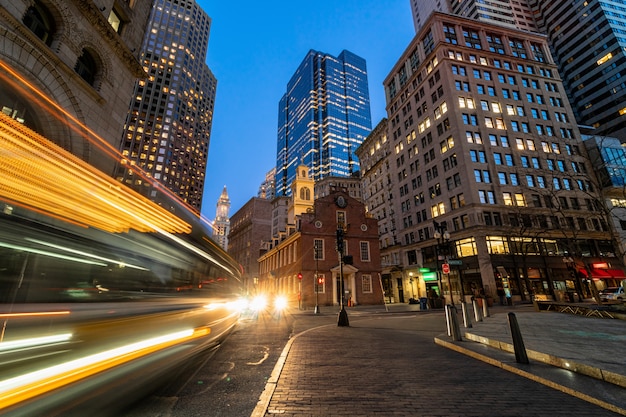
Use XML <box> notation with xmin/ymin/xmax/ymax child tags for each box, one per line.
<box><xmin>276</xmin><ymin>50</ymin><xmax>372</xmax><ymax>196</ymax></box>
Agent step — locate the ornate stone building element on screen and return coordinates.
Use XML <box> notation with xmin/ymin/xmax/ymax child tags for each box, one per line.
<box><xmin>0</xmin><ymin>0</ymin><xmax>150</xmax><ymax>174</ymax></box>
<box><xmin>212</xmin><ymin>185</ymin><xmax>231</xmax><ymax>251</ymax></box>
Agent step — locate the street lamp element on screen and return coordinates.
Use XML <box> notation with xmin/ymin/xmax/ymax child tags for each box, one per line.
<box><xmin>433</xmin><ymin>221</ymin><xmax>451</xmax><ymax>305</ymax></box>
<box><xmin>314</xmin><ymin>240</ymin><xmax>321</xmax><ymax>314</ymax></box>
<box><xmin>337</xmin><ymin>227</ymin><xmax>349</xmax><ymax>326</ymax></box>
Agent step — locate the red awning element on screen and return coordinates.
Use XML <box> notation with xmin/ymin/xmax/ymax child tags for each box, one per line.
<box><xmin>606</xmin><ymin>269</ymin><xmax>626</xmax><ymax>278</ymax></box>
<box><xmin>578</xmin><ymin>268</ymin><xmax>625</xmax><ymax>279</ymax></box>
<box><xmin>578</xmin><ymin>268</ymin><xmax>607</xmax><ymax>279</ymax></box>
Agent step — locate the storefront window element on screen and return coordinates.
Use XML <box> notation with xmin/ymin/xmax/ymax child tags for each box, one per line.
<box><xmin>486</xmin><ymin>236</ymin><xmax>508</xmax><ymax>254</ymax></box>
<box><xmin>455</xmin><ymin>237</ymin><xmax>477</xmax><ymax>257</ymax></box>
<box><xmin>541</xmin><ymin>239</ymin><xmax>565</xmax><ymax>256</ymax></box>
<box><xmin>509</xmin><ymin>237</ymin><xmax>539</xmax><ymax>255</ymax></box>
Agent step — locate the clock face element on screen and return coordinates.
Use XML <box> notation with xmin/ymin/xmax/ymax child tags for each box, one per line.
<box><xmin>336</xmin><ymin>196</ymin><xmax>347</xmax><ymax>208</ymax></box>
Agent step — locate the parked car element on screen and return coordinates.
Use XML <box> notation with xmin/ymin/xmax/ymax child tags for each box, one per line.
<box><xmin>599</xmin><ymin>286</ymin><xmax>625</xmax><ymax>302</ymax></box>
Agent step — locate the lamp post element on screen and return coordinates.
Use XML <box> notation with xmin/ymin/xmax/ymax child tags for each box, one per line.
<box><xmin>337</xmin><ymin>227</ymin><xmax>349</xmax><ymax>326</ymax></box>
<box><xmin>433</xmin><ymin>221</ymin><xmax>452</xmax><ymax>305</ymax></box>
<box><xmin>314</xmin><ymin>240</ymin><xmax>320</xmax><ymax>314</ymax></box>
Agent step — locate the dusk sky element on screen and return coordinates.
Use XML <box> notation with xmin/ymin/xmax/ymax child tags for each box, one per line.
<box><xmin>199</xmin><ymin>1</ymin><xmax>416</xmax><ymax>219</ymax></box>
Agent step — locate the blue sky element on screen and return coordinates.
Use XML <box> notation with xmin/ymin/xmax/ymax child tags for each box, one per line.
<box><xmin>199</xmin><ymin>1</ymin><xmax>416</xmax><ymax>218</ymax></box>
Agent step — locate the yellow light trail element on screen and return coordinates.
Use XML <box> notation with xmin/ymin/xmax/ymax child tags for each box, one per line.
<box><xmin>0</xmin><ymin>327</ymin><xmax>211</xmax><ymax>410</ymax></box>
<box><xmin>0</xmin><ymin>113</ymin><xmax>191</xmax><ymax>234</ymax></box>
<box><xmin>0</xmin><ymin>312</ymin><xmax>70</xmax><ymax>319</ymax></box>
<box><xmin>0</xmin><ymin>58</ymin><xmax>201</xmax><ymax>217</ymax></box>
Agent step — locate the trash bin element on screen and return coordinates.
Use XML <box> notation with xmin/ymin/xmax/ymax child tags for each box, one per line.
<box><xmin>419</xmin><ymin>297</ymin><xmax>428</xmax><ymax>310</ymax></box>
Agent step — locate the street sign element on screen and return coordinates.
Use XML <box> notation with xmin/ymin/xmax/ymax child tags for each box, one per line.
<box><xmin>442</xmin><ymin>263</ymin><xmax>450</xmax><ymax>274</ymax></box>
<box><xmin>448</xmin><ymin>259</ymin><xmax>463</xmax><ymax>266</ymax></box>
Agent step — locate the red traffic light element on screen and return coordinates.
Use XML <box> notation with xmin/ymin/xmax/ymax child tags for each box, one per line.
<box><xmin>298</xmin><ymin>273</ymin><xmax>303</xmax><ymax>280</ymax></box>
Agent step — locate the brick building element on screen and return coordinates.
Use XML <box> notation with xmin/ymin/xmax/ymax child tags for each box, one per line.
<box><xmin>258</xmin><ymin>189</ymin><xmax>383</xmax><ymax>308</ymax></box>
<box><xmin>228</xmin><ymin>197</ymin><xmax>272</xmax><ymax>295</ymax></box>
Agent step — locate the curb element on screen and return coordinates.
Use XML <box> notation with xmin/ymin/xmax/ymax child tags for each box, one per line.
<box><xmin>434</xmin><ymin>336</ymin><xmax>626</xmax><ymax>416</ymax></box>
<box><xmin>249</xmin><ymin>323</ymin><xmax>336</xmax><ymax>417</ymax></box>
<box><xmin>463</xmin><ymin>331</ymin><xmax>626</xmax><ymax>389</ymax></box>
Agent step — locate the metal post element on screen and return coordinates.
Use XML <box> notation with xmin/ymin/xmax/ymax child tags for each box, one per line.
<box><xmin>482</xmin><ymin>298</ymin><xmax>490</xmax><ymax>318</ymax></box>
<box><xmin>446</xmin><ymin>304</ymin><xmax>462</xmax><ymax>341</ymax></box>
<box><xmin>508</xmin><ymin>312</ymin><xmax>529</xmax><ymax>364</ymax></box>
<box><xmin>337</xmin><ymin>228</ymin><xmax>349</xmax><ymax>327</ymax></box>
<box><xmin>472</xmin><ymin>299</ymin><xmax>483</xmax><ymax>322</ymax></box>
<box><xmin>314</xmin><ymin>241</ymin><xmax>320</xmax><ymax>315</ymax></box>
<box><xmin>461</xmin><ymin>301</ymin><xmax>472</xmax><ymax>328</ymax></box>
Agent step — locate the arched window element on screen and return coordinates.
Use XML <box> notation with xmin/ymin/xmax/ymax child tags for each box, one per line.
<box><xmin>299</xmin><ymin>187</ymin><xmax>311</xmax><ymax>200</ymax></box>
<box><xmin>23</xmin><ymin>1</ymin><xmax>55</xmax><ymax>46</ymax></box>
<box><xmin>74</xmin><ymin>49</ymin><xmax>97</xmax><ymax>85</ymax></box>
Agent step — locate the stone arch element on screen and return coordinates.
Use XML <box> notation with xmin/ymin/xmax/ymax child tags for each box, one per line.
<box><xmin>0</xmin><ymin>28</ymin><xmax>89</xmax><ymax>161</ymax></box>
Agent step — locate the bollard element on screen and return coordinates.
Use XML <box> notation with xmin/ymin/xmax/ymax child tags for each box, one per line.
<box><xmin>482</xmin><ymin>298</ymin><xmax>490</xmax><ymax>318</ymax></box>
<box><xmin>461</xmin><ymin>302</ymin><xmax>472</xmax><ymax>328</ymax></box>
<box><xmin>445</xmin><ymin>304</ymin><xmax>452</xmax><ymax>336</ymax></box>
<box><xmin>508</xmin><ymin>312</ymin><xmax>529</xmax><ymax>364</ymax></box>
<box><xmin>446</xmin><ymin>304</ymin><xmax>462</xmax><ymax>341</ymax></box>
<box><xmin>472</xmin><ymin>299</ymin><xmax>483</xmax><ymax>322</ymax></box>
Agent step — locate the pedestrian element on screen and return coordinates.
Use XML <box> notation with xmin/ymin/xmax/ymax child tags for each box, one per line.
<box><xmin>497</xmin><ymin>286</ymin><xmax>505</xmax><ymax>305</ymax></box>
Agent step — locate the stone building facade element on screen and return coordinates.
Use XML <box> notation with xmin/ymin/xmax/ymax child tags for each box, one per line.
<box><xmin>0</xmin><ymin>0</ymin><xmax>150</xmax><ymax>175</ymax></box>
<box><xmin>361</xmin><ymin>12</ymin><xmax>620</xmax><ymax>304</ymax></box>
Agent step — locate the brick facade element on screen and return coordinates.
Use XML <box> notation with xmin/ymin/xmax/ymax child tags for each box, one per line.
<box><xmin>258</xmin><ymin>189</ymin><xmax>383</xmax><ymax>308</ymax></box>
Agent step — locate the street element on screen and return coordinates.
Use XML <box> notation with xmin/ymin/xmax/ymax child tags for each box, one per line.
<box><xmin>120</xmin><ymin>309</ymin><xmax>295</xmax><ymax>417</ymax></box>
<box><xmin>120</xmin><ymin>307</ymin><xmax>620</xmax><ymax>417</ymax></box>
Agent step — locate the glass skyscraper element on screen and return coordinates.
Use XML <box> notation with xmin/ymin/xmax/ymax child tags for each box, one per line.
<box><xmin>118</xmin><ymin>0</ymin><xmax>216</xmax><ymax>213</ymax></box>
<box><xmin>530</xmin><ymin>0</ymin><xmax>626</xmax><ymax>140</ymax></box>
<box><xmin>275</xmin><ymin>50</ymin><xmax>372</xmax><ymax>196</ymax></box>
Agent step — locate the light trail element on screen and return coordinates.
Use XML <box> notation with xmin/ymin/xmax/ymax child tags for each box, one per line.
<box><xmin>0</xmin><ymin>327</ymin><xmax>211</xmax><ymax>410</ymax></box>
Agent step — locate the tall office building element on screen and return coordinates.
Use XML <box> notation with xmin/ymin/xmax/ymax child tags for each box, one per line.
<box><xmin>275</xmin><ymin>49</ymin><xmax>372</xmax><ymax>197</ymax></box>
<box><xmin>530</xmin><ymin>0</ymin><xmax>626</xmax><ymax>140</ymax></box>
<box><xmin>411</xmin><ymin>1</ymin><xmax>626</xmax><ymax>140</ymax></box>
<box><xmin>374</xmin><ymin>12</ymin><xmax>619</xmax><ymax>305</ymax></box>
<box><xmin>118</xmin><ymin>0</ymin><xmax>217</xmax><ymax>212</ymax></box>
<box><xmin>410</xmin><ymin>0</ymin><xmax>537</xmax><ymax>33</ymax></box>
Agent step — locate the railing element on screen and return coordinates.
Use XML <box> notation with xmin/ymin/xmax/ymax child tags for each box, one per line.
<box><xmin>535</xmin><ymin>301</ymin><xmax>616</xmax><ymax>319</ymax></box>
